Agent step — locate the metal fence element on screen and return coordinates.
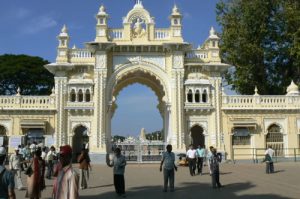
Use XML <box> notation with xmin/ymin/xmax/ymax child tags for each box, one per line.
<box><xmin>114</xmin><ymin>141</ymin><xmax>166</xmax><ymax>163</ymax></box>
<box><xmin>232</xmin><ymin>148</ymin><xmax>300</xmax><ymax>163</ymax></box>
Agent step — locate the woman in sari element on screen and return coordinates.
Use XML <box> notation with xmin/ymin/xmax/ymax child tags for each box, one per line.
<box><xmin>26</xmin><ymin>147</ymin><xmax>45</xmax><ymax>199</ymax></box>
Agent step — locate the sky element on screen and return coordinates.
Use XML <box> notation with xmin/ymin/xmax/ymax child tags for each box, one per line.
<box><xmin>0</xmin><ymin>0</ymin><xmax>222</xmax><ymax>136</ymax></box>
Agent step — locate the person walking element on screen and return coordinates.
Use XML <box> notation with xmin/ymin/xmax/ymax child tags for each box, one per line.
<box><xmin>53</xmin><ymin>145</ymin><xmax>79</xmax><ymax>199</ymax></box>
<box><xmin>186</xmin><ymin>144</ymin><xmax>196</xmax><ymax>176</ymax></box>
<box><xmin>160</xmin><ymin>144</ymin><xmax>177</xmax><ymax>192</ymax></box>
<box><xmin>207</xmin><ymin>146</ymin><xmax>214</xmax><ymax>175</ymax></box>
<box><xmin>25</xmin><ymin>148</ymin><xmax>46</xmax><ymax>199</ymax></box>
<box><xmin>77</xmin><ymin>148</ymin><xmax>91</xmax><ymax>190</ymax></box>
<box><xmin>264</xmin><ymin>145</ymin><xmax>275</xmax><ymax>173</ymax></box>
<box><xmin>109</xmin><ymin>147</ymin><xmax>127</xmax><ymax>198</ymax></box>
<box><xmin>45</xmin><ymin>146</ymin><xmax>56</xmax><ymax>179</ymax></box>
<box><xmin>0</xmin><ymin>146</ymin><xmax>16</xmax><ymax>199</ymax></box>
<box><xmin>196</xmin><ymin>145</ymin><xmax>205</xmax><ymax>175</ymax></box>
<box><xmin>209</xmin><ymin>148</ymin><xmax>222</xmax><ymax>189</ymax></box>
<box><xmin>9</xmin><ymin>147</ymin><xmax>25</xmax><ymax>190</ymax></box>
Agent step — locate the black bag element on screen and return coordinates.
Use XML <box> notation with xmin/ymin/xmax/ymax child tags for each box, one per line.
<box><xmin>24</xmin><ymin>165</ymin><xmax>33</xmax><ymax>176</ymax></box>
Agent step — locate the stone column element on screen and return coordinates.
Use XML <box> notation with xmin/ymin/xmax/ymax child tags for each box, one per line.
<box><xmin>171</xmin><ymin>52</ymin><xmax>185</xmax><ymax>150</ymax></box>
<box><xmin>93</xmin><ymin>51</ymin><xmax>108</xmax><ymax>152</ymax></box>
<box><xmin>54</xmin><ymin>76</ymin><xmax>68</xmax><ymax>147</ymax></box>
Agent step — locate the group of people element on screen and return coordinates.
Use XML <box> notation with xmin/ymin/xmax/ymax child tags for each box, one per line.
<box><xmin>0</xmin><ymin>143</ymin><xmax>91</xmax><ymax>199</ymax></box>
<box><xmin>0</xmin><ymin>142</ymin><xmax>277</xmax><ymax>199</ymax></box>
<box><xmin>185</xmin><ymin>144</ymin><xmax>222</xmax><ymax>188</ymax></box>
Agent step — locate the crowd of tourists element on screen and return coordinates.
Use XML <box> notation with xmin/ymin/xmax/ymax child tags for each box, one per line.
<box><xmin>0</xmin><ymin>142</ymin><xmax>276</xmax><ymax>199</ymax></box>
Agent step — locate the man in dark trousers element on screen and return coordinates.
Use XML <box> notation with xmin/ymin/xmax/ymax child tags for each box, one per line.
<box><xmin>109</xmin><ymin>147</ymin><xmax>127</xmax><ymax>198</ymax></box>
<box><xmin>0</xmin><ymin>146</ymin><xmax>16</xmax><ymax>199</ymax></box>
<box><xmin>209</xmin><ymin>148</ymin><xmax>222</xmax><ymax>189</ymax></box>
<box><xmin>160</xmin><ymin>144</ymin><xmax>177</xmax><ymax>192</ymax></box>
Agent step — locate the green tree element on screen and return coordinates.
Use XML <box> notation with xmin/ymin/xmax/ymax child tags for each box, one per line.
<box><xmin>0</xmin><ymin>54</ymin><xmax>54</xmax><ymax>95</ymax></box>
<box><xmin>216</xmin><ymin>0</ymin><xmax>300</xmax><ymax>94</ymax></box>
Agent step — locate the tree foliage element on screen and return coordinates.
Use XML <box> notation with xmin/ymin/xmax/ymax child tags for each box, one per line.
<box><xmin>0</xmin><ymin>54</ymin><xmax>54</xmax><ymax>95</ymax></box>
<box><xmin>216</xmin><ymin>0</ymin><xmax>300</xmax><ymax>94</ymax></box>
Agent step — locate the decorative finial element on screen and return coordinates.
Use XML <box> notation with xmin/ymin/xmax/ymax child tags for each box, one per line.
<box><xmin>98</xmin><ymin>4</ymin><xmax>107</xmax><ymax>15</ymax></box>
<box><xmin>254</xmin><ymin>86</ymin><xmax>259</xmax><ymax>96</ymax></box>
<box><xmin>51</xmin><ymin>87</ymin><xmax>55</xmax><ymax>96</ymax></box>
<box><xmin>134</xmin><ymin>0</ymin><xmax>143</xmax><ymax>8</ymax></box>
<box><xmin>172</xmin><ymin>4</ymin><xmax>180</xmax><ymax>15</ymax></box>
<box><xmin>62</xmin><ymin>24</ymin><xmax>67</xmax><ymax>33</ymax></box>
<box><xmin>72</xmin><ymin>44</ymin><xmax>77</xmax><ymax>49</ymax></box>
<box><xmin>209</xmin><ymin>27</ymin><xmax>215</xmax><ymax>36</ymax></box>
<box><xmin>16</xmin><ymin>87</ymin><xmax>21</xmax><ymax>96</ymax></box>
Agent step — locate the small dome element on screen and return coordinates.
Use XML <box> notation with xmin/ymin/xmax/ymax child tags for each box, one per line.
<box><xmin>286</xmin><ymin>80</ymin><xmax>300</xmax><ymax>96</ymax></box>
<box><xmin>172</xmin><ymin>4</ymin><xmax>181</xmax><ymax>15</ymax></box>
<box><xmin>209</xmin><ymin>27</ymin><xmax>219</xmax><ymax>39</ymax></box>
<box><xmin>59</xmin><ymin>25</ymin><xmax>69</xmax><ymax>37</ymax></box>
<box><xmin>98</xmin><ymin>5</ymin><xmax>107</xmax><ymax>15</ymax></box>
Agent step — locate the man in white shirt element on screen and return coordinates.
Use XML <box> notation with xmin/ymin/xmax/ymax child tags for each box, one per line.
<box><xmin>265</xmin><ymin>145</ymin><xmax>275</xmax><ymax>173</ymax></box>
<box><xmin>46</xmin><ymin>146</ymin><xmax>56</xmax><ymax>179</ymax></box>
<box><xmin>186</xmin><ymin>144</ymin><xmax>197</xmax><ymax>176</ymax></box>
<box><xmin>9</xmin><ymin>148</ymin><xmax>24</xmax><ymax>190</ymax></box>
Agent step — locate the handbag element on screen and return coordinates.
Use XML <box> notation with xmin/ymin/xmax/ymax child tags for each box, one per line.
<box><xmin>24</xmin><ymin>163</ymin><xmax>33</xmax><ymax>176</ymax></box>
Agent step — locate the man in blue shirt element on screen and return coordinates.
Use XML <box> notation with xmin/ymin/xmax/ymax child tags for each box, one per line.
<box><xmin>0</xmin><ymin>147</ymin><xmax>16</xmax><ymax>199</ymax></box>
<box><xmin>160</xmin><ymin>144</ymin><xmax>177</xmax><ymax>192</ymax></box>
<box><xmin>196</xmin><ymin>145</ymin><xmax>205</xmax><ymax>175</ymax></box>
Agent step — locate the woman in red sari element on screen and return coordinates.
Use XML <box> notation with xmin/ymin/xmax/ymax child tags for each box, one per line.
<box><xmin>26</xmin><ymin>148</ymin><xmax>45</xmax><ymax>199</ymax></box>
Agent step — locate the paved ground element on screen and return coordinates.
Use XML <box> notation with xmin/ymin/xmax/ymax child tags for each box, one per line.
<box><xmin>14</xmin><ymin>162</ymin><xmax>300</xmax><ymax>199</ymax></box>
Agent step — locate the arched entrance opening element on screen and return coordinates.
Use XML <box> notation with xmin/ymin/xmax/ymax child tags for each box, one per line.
<box><xmin>107</xmin><ymin>65</ymin><xmax>171</xmax><ymax>147</ymax></box>
<box><xmin>0</xmin><ymin>125</ymin><xmax>8</xmax><ymax>149</ymax></box>
<box><xmin>106</xmin><ymin>64</ymin><xmax>171</xmax><ymax>162</ymax></box>
<box><xmin>191</xmin><ymin>125</ymin><xmax>205</xmax><ymax>148</ymax></box>
<box><xmin>72</xmin><ymin>125</ymin><xmax>89</xmax><ymax>161</ymax></box>
<box><xmin>266</xmin><ymin>124</ymin><xmax>284</xmax><ymax>156</ymax></box>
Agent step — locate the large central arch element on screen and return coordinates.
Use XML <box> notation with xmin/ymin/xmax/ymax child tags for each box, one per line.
<box><xmin>106</xmin><ymin>62</ymin><xmax>172</xmax><ymax>148</ymax></box>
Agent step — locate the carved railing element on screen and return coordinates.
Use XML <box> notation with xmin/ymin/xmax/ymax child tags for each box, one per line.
<box><xmin>65</xmin><ymin>101</ymin><xmax>94</xmax><ymax>110</ymax></box>
<box><xmin>0</xmin><ymin>96</ymin><xmax>55</xmax><ymax>110</ymax></box>
<box><xmin>69</xmin><ymin>49</ymin><xmax>95</xmax><ymax>63</ymax></box>
<box><xmin>222</xmin><ymin>95</ymin><xmax>300</xmax><ymax>109</ymax></box>
<box><xmin>184</xmin><ymin>102</ymin><xmax>213</xmax><ymax>111</ymax></box>
<box><xmin>185</xmin><ymin>50</ymin><xmax>208</xmax><ymax>59</ymax></box>
<box><xmin>154</xmin><ymin>29</ymin><xmax>170</xmax><ymax>40</ymax></box>
<box><xmin>109</xmin><ymin>29</ymin><xmax>124</xmax><ymax>40</ymax></box>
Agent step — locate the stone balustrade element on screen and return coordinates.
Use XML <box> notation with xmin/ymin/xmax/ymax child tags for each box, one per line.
<box><xmin>109</xmin><ymin>29</ymin><xmax>124</xmax><ymax>39</ymax></box>
<box><xmin>222</xmin><ymin>95</ymin><xmax>300</xmax><ymax>109</ymax></box>
<box><xmin>154</xmin><ymin>29</ymin><xmax>170</xmax><ymax>40</ymax></box>
<box><xmin>184</xmin><ymin>102</ymin><xmax>213</xmax><ymax>111</ymax></box>
<box><xmin>0</xmin><ymin>96</ymin><xmax>55</xmax><ymax>110</ymax></box>
<box><xmin>65</xmin><ymin>101</ymin><xmax>94</xmax><ymax>110</ymax></box>
<box><xmin>185</xmin><ymin>50</ymin><xmax>209</xmax><ymax>62</ymax></box>
<box><xmin>69</xmin><ymin>49</ymin><xmax>95</xmax><ymax>64</ymax></box>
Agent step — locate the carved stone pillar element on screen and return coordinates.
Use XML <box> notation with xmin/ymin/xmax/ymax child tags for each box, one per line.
<box><xmin>93</xmin><ymin>51</ymin><xmax>108</xmax><ymax>151</ymax></box>
<box><xmin>54</xmin><ymin>76</ymin><xmax>68</xmax><ymax>147</ymax></box>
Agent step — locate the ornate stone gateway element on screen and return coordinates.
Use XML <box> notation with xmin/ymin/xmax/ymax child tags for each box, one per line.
<box><xmin>44</xmin><ymin>1</ymin><xmax>230</xmax><ymax>161</ymax></box>
<box><xmin>1</xmin><ymin>1</ymin><xmax>299</xmax><ymax>161</ymax></box>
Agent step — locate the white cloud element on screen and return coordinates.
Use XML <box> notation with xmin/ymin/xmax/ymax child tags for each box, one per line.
<box><xmin>21</xmin><ymin>15</ymin><xmax>57</xmax><ymax>34</ymax></box>
<box><xmin>15</xmin><ymin>8</ymin><xmax>31</xmax><ymax>19</ymax></box>
<box><xmin>184</xmin><ymin>12</ymin><xmax>192</xmax><ymax>19</ymax></box>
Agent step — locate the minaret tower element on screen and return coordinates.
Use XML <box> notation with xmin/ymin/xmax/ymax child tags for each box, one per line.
<box><xmin>169</xmin><ymin>4</ymin><xmax>183</xmax><ymax>42</ymax></box>
<box><xmin>207</xmin><ymin>27</ymin><xmax>221</xmax><ymax>62</ymax></box>
<box><xmin>56</xmin><ymin>25</ymin><xmax>70</xmax><ymax>63</ymax></box>
<box><xmin>95</xmin><ymin>5</ymin><xmax>109</xmax><ymax>42</ymax></box>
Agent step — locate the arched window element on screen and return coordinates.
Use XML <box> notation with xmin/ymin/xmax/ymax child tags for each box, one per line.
<box><xmin>266</xmin><ymin>124</ymin><xmax>283</xmax><ymax>156</ymax></box>
<box><xmin>195</xmin><ymin>90</ymin><xmax>200</xmax><ymax>103</ymax></box>
<box><xmin>174</xmin><ymin>19</ymin><xmax>178</xmax><ymax>25</ymax></box>
<box><xmin>70</xmin><ymin>89</ymin><xmax>76</xmax><ymax>102</ymax></box>
<box><xmin>187</xmin><ymin>89</ymin><xmax>193</xmax><ymax>102</ymax></box>
<box><xmin>232</xmin><ymin>128</ymin><xmax>250</xmax><ymax>145</ymax></box>
<box><xmin>202</xmin><ymin>89</ymin><xmax>207</xmax><ymax>103</ymax></box>
<box><xmin>78</xmin><ymin>89</ymin><xmax>83</xmax><ymax>102</ymax></box>
<box><xmin>85</xmin><ymin>89</ymin><xmax>91</xmax><ymax>102</ymax></box>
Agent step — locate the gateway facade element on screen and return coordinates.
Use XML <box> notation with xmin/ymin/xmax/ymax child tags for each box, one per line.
<box><xmin>0</xmin><ymin>2</ymin><xmax>300</xmax><ymax>161</ymax></box>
